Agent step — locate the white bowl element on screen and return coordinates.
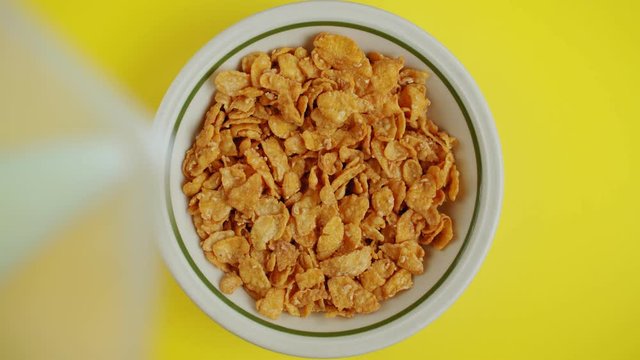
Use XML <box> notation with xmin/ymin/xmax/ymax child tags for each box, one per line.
<box><xmin>152</xmin><ymin>1</ymin><xmax>503</xmax><ymax>357</ymax></box>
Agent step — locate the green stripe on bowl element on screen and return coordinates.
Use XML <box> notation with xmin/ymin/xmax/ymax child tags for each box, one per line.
<box><xmin>165</xmin><ymin>21</ymin><xmax>482</xmax><ymax>337</ymax></box>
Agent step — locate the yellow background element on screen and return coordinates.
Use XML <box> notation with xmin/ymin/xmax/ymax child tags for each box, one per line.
<box><xmin>17</xmin><ymin>0</ymin><xmax>640</xmax><ymax>358</ymax></box>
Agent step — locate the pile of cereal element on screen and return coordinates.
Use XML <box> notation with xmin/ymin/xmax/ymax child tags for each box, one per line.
<box><xmin>182</xmin><ymin>33</ymin><xmax>460</xmax><ymax>319</ymax></box>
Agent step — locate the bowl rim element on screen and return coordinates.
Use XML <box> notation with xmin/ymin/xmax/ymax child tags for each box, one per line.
<box><xmin>152</xmin><ymin>1</ymin><xmax>503</xmax><ymax>357</ymax></box>
<box><xmin>164</xmin><ymin>21</ymin><xmax>483</xmax><ymax>336</ymax></box>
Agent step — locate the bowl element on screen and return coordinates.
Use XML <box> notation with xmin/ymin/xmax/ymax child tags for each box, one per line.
<box><xmin>152</xmin><ymin>1</ymin><xmax>503</xmax><ymax>357</ymax></box>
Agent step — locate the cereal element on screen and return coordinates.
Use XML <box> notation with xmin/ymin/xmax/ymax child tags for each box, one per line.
<box><xmin>295</xmin><ymin>268</ymin><xmax>325</xmax><ymax>290</ymax></box>
<box><xmin>272</xmin><ymin>240</ymin><xmax>298</xmax><ymax>272</ymax></box>
<box><xmin>327</xmin><ymin>275</ymin><xmax>380</xmax><ymax>314</ymax></box>
<box><xmin>268</xmin><ymin>116</ymin><xmax>297</xmax><ymax>139</ymax></box>
<box><xmin>431</xmin><ymin>214</ymin><xmax>454</xmax><ymax>250</ymax></box>
<box><xmin>245</xmin><ymin>148</ymin><xmax>279</xmax><ymax>196</ymax></box>
<box><xmin>381</xmin><ymin>241</ymin><xmax>425</xmax><ymax>275</ymax></box>
<box><xmin>182</xmin><ymin>172</ymin><xmax>206</xmax><ymax>197</ymax></box>
<box><xmin>256</xmin><ymin>288</ymin><xmax>285</xmax><ymax>319</ymax></box>
<box><xmin>371</xmin><ymin>186</ymin><xmax>394</xmax><ymax>216</ymax></box>
<box><xmin>384</xmin><ymin>140</ymin><xmax>410</xmax><ymax>161</ymax></box>
<box><xmin>269</xmin><ymin>267</ymin><xmax>292</xmax><ymax>289</ymax></box>
<box><xmin>201</xmin><ymin>230</ymin><xmax>235</xmax><ymax>252</ymax></box>
<box><xmin>211</xmin><ymin>236</ymin><xmax>250</xmax><ymax>265</ymax></box>
<box><xmin>331</xmin><ymin>163</ymin><xmax>367</xmax><ymax>190</ymax></box>
<box><xmin>301</xmin><ymin>130</ymin><xmax>324</xmax><ymax>151</ymax></box>
<box><xmin>292</xmin><ymin>192</ymin><xmax>320</xmax><ymax>236</ymax></box>
<box><xmin>313</xmin><ymin>33</ymin><xmax>366</xmax><ymax>70</ymax></box>
<box><xmin>196</xmin><ymin>190</ymin><xmax>231</xmax><ymax>221</ymax></box>
<box><xmin>401</xmin><ymin>159</ymin><xmax>422</xmax><ymax>186</ymax></box>
<box><xmin>261</xmin><ymin>137</ymin><xmax>289</xmax><ymax>182</ymax></box>
<box><xmin>238</xmin><ymin>256</ymin><xmax>271</xmax><ymax>297</ymax></box>
<box><xmin>327</xmin><ymin>276</ymin><xmax>359</xmax><ymax>310</ymax></box>
<box><xmin>219</xmin><ymin>272</ymin><xmax>243</xmax><ymax>294</ymax></box>
<box><xmin>316</xmin><ymin>216</ymin><xmax>344</xmax><ymax>260</ymax></box>
<box><xmin>282</xmin><ymin>171</ymin><xmax>301</xmax><ymax>198</ymax></box>
<box><xmin>352</xmin><ymin>287</ymin><xmax>380</xmax><ymax>314</ymax></box>
<box><xmin>250</xmin><ymin>215</ymin><xmax>279</xmax><ymax>251</ymax></box>
<box><xmin>339</xmin><ymin>195</ymin><xmax>369</xmax><ymax>224</ymax></box>
<box><xmin>405</xmin><ymin>178</ymin><xmax>436</xmax><ymax>219</ymax></box>
<box><xmin>447</xmin><ymin>164</ymin><xmax>460</xmax><ymax>201</ymax></box>
<box><xmin>247</xmin><ymin>53</ymin><xmax>270</xmax><ymax>86</ymax></box>
<box><xmin>182</xmin><ymin>33</ymin><xmax>460</xmax><ymax>319</ymax></box>
<box><xmin>382</xmin><ymin>269</ymin><xmax>413</xmax><ymax>299</ymax></box>
<box><xmin>312</xmin><ymin>91</ymin><xmax>371</xmax><ymax>130</ymax></box>
<box><xmin>320</xmin><ymin>247</ymin><xmax>372</xmax><ymax>278</ymax></box>
<box><xmin>226</xmin><ymin>173</ymin><xmax>263</xmax><ymax>214</ymax></box>
<box><xmin>359</xmin><ymin>258</ymin><xmax>396</xmax><ymax>292</ymax></box>
<box><xmin>214</xmin><ymin>70</ymin><xmax>250</xmax><ymax>96</ymax></box>
<box><xmin>277</xmin><ymin>53</ymin><xmax>305</xmax><ymax>82</ymax></box>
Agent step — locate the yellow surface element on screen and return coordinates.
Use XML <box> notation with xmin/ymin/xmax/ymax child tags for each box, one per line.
<box><xmin>19</xmin><ymin>0</ymin><xmax>640</xmax><ymax>358</ymax></box>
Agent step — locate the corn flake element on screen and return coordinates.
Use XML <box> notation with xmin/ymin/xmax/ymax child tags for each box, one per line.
<box><xmin>256</xmin><ymin>288</ymin><xmax>285</xmax><ymax>319</ymax></box>
<box><xmin>215</xmin><ymin>70</ymin><xmax>250</xmax><ymax>96</ymax></box>
<box><xmin>211</xmin><ymin>236</ymin><xmax>250</xmax><ymax>265</ymax></box>
<box><xmin>372</xmin><ymin>186</ymin><xmax>394</xmax><ymax>217</ymax></box>
<box><xmin>238</xmin><ymin>256</ymin><xmax>271</xmax><ymax>297</ymax></box>
<box><xmin>320</xmin><ymin>247</ymin><xmax>372</xmax><ymax>277</ymax></box>
<box><xmin>220</xmin><ymin>272</ymin><xmax>243</xmax><ymax>294</ymax></box>
<box><xmin>261</xmin><ymin>137</ymin><xmax>289</xmax><ymax>182</ymax></box>
<box><xmin>316</xmin><ymin>216</ymin><xmax>344</xmax><ymax>260</ymax></box>
<box><xmin>295</xmin><ymin>268</ymin><xmax>325</xmax><ymax>290</ymax></box>
<box><xmin>382</xmin><ymin>269</ymin><xmax>413</xmax><ymax>299</ymax></box>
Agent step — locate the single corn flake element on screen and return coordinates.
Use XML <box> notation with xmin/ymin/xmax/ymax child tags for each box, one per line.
<box><xmin>284</xmin><ymin>133</ymin><xmax>307</xmax><ymax>155</ymax></box>
<box><xmin>211</xmin><ymin>236</ymin><xmax>250</xmax><ymax>265</ymax></box>
<box><xmin>402</xmin><ymin>159</ymin><xmax>423</xmax><ymax>186</ymax></box>
<box><xmin>405</xmin><ymin>178</ymin><xmax>436</xmax><ymax>219</ymax></box>
<box><xmin>220</xmin><ymin>272</ymin><xmax>243</xmax><ymax>294</ymax></box>
<box><xmin>398</xmin><ymin>84</ymin><xmax>429</xmax><ymax>125</ymax></box>
<box><xmin>295</xmin><ymin>268</ymin><xmax>325</xmax><ymax>290</ymax></box>
<box><xmin>431</xmin><ymin>214</ymin><xmax>454</xmax><ymax>250</ymax></box>
<box><xmin>226</xmin><ymin>173</ymin><xmax>263</xmax><ymax>214</ymax></box>
<box><xmin>382</xmin><ymin>269</ymin><xmax>413</xmax><ymax>299</ymax></box>
<box><xmin>301</xmin><ymin>130</ymin><xmax>325</xmax><ymax>151</ymax></box>
<box><xmin>268</xmin><ymin>116</ymin><xmax>298</xmax><ymax>139</ymax></box>
<box><xmin>202</xmin><ymin>230</ymin><xmax>236</xmax><ymax>252</ymax></box>
<box><xmin>277</xmin><ymin>53</ymin><xmax>305</xmax><ymax>83</ymax></box>
<box><xmin>384</xmin><ymin>140</ymin><xmax>410</xmax><ymax>161</ymax></box>
<box><xmin>273</xmin><ymin>240</ymin><xmax>299</xmax><ymax>272</ymax></box>
<box><xmin>197</xmin><ymin>190</ymin><xmax>231</xmax><ymax>222</ymax></box>
<box><xmin>215</xmin><ymin>70</ymin><xmax>250</xmax><ymax>96</ymax></box>
<box><xmin>256</xmin><ymin>288</ymin><xmax>285</xmax><ymax>319</ymax></box>
<box><xmin>331</xmin><ymin>163</ymin><xmax>366</xmax><ymax>190</ymax></box>
<box><xmin>327</xmin><ymin>276</ymin><xmax>359</xmax><ymax>310</ymax></box>
<box><xmin>316</xmin><ymin>216</ymin><xmax>345</xmax><ymax>260</ymax></box>
<box><xmin>372</xmin><ymin>186</ymin><xmax>394</xmax><ymax>216</ymax></box>
<box><xmin>238</xmin><ymin>256</ymin><xmax>271</xmax><ymax>297</ymax></box>
<box><xmin>339</xmin><ymin>194</ymin><xmax>369</xmax><ymax>224</ymax></box>
<box><xmin>313</xmin><ymin>33</ymin><xmax>366</xmax><ymax>70</ymax></box>
<box><xmin>282</xmin><ymin>171</ymin><xmax>301</xmax><ymax>199</ymax></box>
<box><xmin>250</xmin><ymin>215</ymin><xmax>279</xmax><ymax>250</ymax></box>
<box><xmin>396</xmin><ymin>209</ymin><xmax>418</xmax><ymax>243</ymax></box>
<box><xmin>183</xmin><ymin>173</ymin><xmax>207</xmax><ymax>197</ymax></box>
<box><xmin>447</xmin><ymin>164</ymin><xmax>460</xmax><ymax>201</ymax></box>
<box><xmin>262</xmin><ymin>137</ymin><xmax>290</xmax><ymax>182</ymax></box>
<box><xmin>320</xmin><ymin>247</ymin><xmax>372</xmax><ymax>277</ymax></box>
<box><xmin>352</xmin><ymin>287</ymin><xmax>380</xmax><ymax>314</ymax></box>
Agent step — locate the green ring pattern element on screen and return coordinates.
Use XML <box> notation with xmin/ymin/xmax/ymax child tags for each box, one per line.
<box><xmin>165</xmin><ymin>21</ymin><xmax>482</xmax><ymax>337</ymax></box>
